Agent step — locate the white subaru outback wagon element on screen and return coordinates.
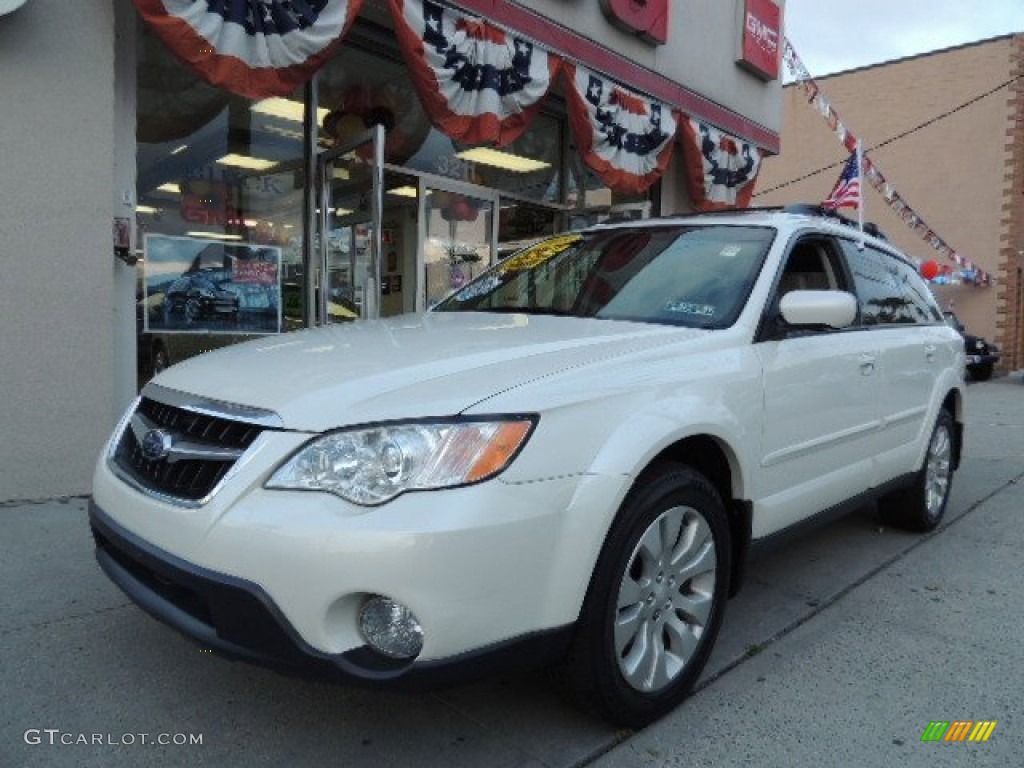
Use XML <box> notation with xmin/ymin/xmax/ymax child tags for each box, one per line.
<box><xmin>91</xmin><ymin>206</ymin><xmax>965</xmax><ymax>727</ymax></box>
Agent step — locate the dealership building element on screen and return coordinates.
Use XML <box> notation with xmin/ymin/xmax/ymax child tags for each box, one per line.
<box><xmin>0</xmin><ymin>0</ymin><xmax>785</xmax><ymax>501</ymax></box>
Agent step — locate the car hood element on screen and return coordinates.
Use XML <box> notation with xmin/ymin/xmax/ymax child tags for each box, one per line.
<box><xmin>150</xmin><ymin>312</ymin><xmax>701</xmax><ymax>431</ymax></box>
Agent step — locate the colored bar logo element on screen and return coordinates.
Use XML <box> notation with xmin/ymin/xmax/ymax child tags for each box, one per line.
<box><xmin>921</xmin><ymin>721</ymin><xmax>997</xmax><ymax>742</ymax></box>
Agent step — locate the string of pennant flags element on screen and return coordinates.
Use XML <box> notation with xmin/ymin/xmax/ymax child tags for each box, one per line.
<box><xmin>783</xmin><ymin>39</ymin><xmax>993</xmax><ymax>287</ymax></box>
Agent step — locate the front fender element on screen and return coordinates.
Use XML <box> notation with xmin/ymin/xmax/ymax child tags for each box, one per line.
<box><xmin>585</xmin><ymin>396</ymin><xmax>754</xmax><ymax>500</ymax></box>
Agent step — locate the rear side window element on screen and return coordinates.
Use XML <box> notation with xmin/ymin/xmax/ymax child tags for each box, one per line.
<box><xmin>840</xmin><ymin>240</ymin><xmax>942</xmax><ymax>326</ymax></box>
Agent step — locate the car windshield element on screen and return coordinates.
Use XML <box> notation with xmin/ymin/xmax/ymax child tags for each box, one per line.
<box><xmin>434</xmin><ymin>225</ymin><xmax>774</xmax><ymax>328</ymax></box>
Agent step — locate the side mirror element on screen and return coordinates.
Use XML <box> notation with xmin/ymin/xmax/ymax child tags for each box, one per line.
<box><xmin>779</xmin><ymin>290</ymin><xmax>857</xmax><ymax>329</ymax></box>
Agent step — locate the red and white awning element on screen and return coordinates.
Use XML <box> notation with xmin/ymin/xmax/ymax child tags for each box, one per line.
<box><xmin>388</xmin><ymin>0</ymin><xmax>559</xmax><ymax>146</ymax></box>
<box><xmin>564</xmin><ymin>64</ymin><xmax>678</xmax><ymax>194</ymax></box>
<box><xmin>133</xmin><ymin>0</ymin><xmax>364</xmax><ymax>99</ymax></box>
<box><xmin>679</xmin><ymin>117</ymin><xmax>762</xmax><ymax>210</ymax></box>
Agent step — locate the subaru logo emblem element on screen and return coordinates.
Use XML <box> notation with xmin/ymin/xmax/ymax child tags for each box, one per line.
<box><xmin>140</xmin><ymin>428</ymin><xmax>173</xmax><ymax>461</ymax></box>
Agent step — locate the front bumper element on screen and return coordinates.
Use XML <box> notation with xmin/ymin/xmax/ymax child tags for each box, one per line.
<box><xmin>89</xmin><ymin>502</ymin><xmax>572</xmax><ymax>689</ymax></box>
<box><xmin>90</xmin><ymin>431</ymin><xmax>632</xmax><ymax>686</ymax></box>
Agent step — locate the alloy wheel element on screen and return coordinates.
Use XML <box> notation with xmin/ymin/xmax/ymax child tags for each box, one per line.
<box><xmin>924</xmin><ymin>423</ymin><xmax>952</xmax><ymax>519</ymax></box>
<box><xmin>614</xmin><ymin>505</ymin><xmax>717</xmax><ymax>693</ymax></box>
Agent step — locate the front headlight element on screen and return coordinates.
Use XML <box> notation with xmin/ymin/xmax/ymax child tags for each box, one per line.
<box><xmin>265</xmin><ymin>418</ymin><xmax>535</xmax><ymax>505</ymax></box>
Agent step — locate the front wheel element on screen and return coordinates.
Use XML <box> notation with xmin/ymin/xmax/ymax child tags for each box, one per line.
<box><xmin>565</xmin><ymin>464</ymin><xmax>731</xmax><ymax>728</ymax></box>
<box><xmin>879</xmin><ymin>409</ymin><xmax>955</xmax><ymax>532</ymax></box>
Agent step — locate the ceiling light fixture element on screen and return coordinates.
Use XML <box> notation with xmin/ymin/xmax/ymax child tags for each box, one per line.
<box><xmin>186</xmin><ymin>231</ymin><xmax>244</xmax><ymax>241</ymax></box>
<box><xmin>216</xmin><ymin>154</ymin><xmax>277</xmax><ymax>171</ymax></box>
<box><xmin>252</xmin><ymin>97</ymin><xmax>330</xmax><ymax>124</ymax></box>
<box><xmin>455</xmin><ymin>147</ymin><xmax>550</xmax><ymax>173</ymax></box>
<box><xmin>387</xmin><ymin>186</ymin><xmax>418</xmax><ymax>198</ymax></box>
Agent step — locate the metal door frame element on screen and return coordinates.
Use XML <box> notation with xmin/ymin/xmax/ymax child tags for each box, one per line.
<box><xmin>314</xmin><ymin>124</ymin><xmax>385</xmax><ymax>322</ymax></box>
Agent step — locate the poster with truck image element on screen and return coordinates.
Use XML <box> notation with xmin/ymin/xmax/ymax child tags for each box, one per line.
<box><xmin>142</xmin><ymin>234</ymin><xmax>282</xmax><ymax>334</ymax></box>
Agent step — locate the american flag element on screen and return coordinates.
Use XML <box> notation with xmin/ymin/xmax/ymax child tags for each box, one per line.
<box><xmin>822</xmin><ymin>151</ymin><xmax>861</xmax><ymax>210</ymax></box>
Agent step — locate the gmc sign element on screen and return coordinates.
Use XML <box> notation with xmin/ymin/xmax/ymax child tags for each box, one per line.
<box><xmin>738</xmin><ymin>0</ymin><xmax>781</xmax><ymax>80</ymax></box>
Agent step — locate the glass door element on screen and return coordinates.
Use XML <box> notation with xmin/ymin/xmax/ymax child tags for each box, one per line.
<box><xmin>315</xmin><ymin>124</ymin><xmax>384</xmax><ymax>322</ymax></box>
<box><xmin>419</xmin><ymin>179</ymin><xmax>498</xmax><ymax>310</ymax></box>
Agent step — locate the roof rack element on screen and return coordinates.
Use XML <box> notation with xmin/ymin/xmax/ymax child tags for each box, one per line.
<box><xmin>781</xmin><ymin>204</ymin><xmax>888</xmax><ymax>240</ymax></box>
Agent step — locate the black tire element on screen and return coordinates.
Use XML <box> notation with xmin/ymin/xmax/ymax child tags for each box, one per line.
<box><xmin>565</xmin><ymin>464</ymin><xmax>731</xmax><ymax>728</ymax></box>
<box><xmin>879</xmin><ymin>409</ymin><xmax>955</xmax><ymax>532</ymax></box>
<box><xmin>970</xmin><ymin>363</ymin><xmax>993</xmax><ymax>382</ymax></box>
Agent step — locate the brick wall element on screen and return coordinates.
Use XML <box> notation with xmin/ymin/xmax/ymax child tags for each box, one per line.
<box><xmin>995</xmin><ymin>35</ymin><xmax>1024</xmax><ymax>372</ymax></box>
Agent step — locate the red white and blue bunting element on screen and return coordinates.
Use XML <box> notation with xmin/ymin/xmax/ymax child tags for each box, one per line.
<box><xmin>388</xmin><ymin>0</ymin><xmax>560</xmax><ymax>146</ymax></box>
<box><xmin>133</xmin><ymin>0</ymin><xmax>364</xmax><ymax>99</ymax></box>
<box><xmin>134</xmin><ymin>1</ymin><xmax>770</xmax><ymax>198</ymax></box>
<box><xmin>564</xmin><ymin>64</ymin><xmax>678</xmax><ymax>194</ymax></box>
<box><xmin>678</xmin><ymin>117</ymin><xmax>762</xmax><ymax>210</ymax></box>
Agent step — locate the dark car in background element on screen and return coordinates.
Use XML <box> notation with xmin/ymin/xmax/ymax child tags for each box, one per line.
<box><xmin>944</xmin><ymin>311</ymin><xmax>999</xmax><ymax>381</ymax></box>
<box><xmin>163</xmin><ymin>274</ymin><xmax>240</xmax><ymax>324</ymax></box>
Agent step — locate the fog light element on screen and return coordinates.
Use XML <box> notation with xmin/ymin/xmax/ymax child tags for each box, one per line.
<box><xmin>358</xmin><ymin>596</ymin><xmax>424</xmax><ymax>659</ymax></box>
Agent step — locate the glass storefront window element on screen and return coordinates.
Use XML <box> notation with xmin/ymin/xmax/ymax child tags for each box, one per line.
<box><xmin>497</xmin><ymin>201</ymin><xmax>559</xmax><ymax>258</ymax></box>
<box><xmin>566</xmin><ymin>150</ymin><xmax>654</xmax><ymax>228</ymax></box>
<box><xmin>134</xmin><ymin>10</ymin><xmax>649</xmax><ymax>385</ymax></box>
<box><xmin>135</xmin><ymin>20</ymin><xmax>307</xmax><ymax>382</ymax></box>
<box><xmin>423</xmin><ymin>186</ymin><xmax>495</xmax><ymax>308</ymax></box>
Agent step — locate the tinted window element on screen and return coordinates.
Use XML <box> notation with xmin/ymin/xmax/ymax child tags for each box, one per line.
<box><xmin>841</xmin><ymin>241</ymin><xmax>939</xmax><ymax>326</ymax></box>
<box><xmin>434</xmin><ymin>226</ymin><xmax>774</xmax><ymax>328</ymax></box>
<box><xmin>889</xmin><ymin>255</ymin><xmax>943</xmax><ymax>323</ymax></box>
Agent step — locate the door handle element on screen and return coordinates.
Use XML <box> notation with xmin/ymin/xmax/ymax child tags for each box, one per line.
<box><xmin>859</xmin><ymin>353</ymin><xmax>876</xmax><ymax>375</ymax></box>
<box><xmin>925</xmin><ymin>344</ymin><xmax>937</xmax><ymax>362</ymax></box>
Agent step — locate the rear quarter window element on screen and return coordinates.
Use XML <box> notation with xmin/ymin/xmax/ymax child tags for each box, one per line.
<box><xmin>840</xmin><ymin>240</ymin><xmax>942</xmax><ymax>325</ymax></box>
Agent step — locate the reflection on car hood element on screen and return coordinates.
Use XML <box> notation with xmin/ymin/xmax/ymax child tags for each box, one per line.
<box><xmin>149</xmin><ymin>312</ymin><xmax>699</xmax><ymax>431</ymax></box>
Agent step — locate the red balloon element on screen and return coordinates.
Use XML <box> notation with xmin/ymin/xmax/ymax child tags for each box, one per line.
<box><xmin>920</xmin><ymin>260</ymin><xmax>939</xmax><ymax>280</ymax></box>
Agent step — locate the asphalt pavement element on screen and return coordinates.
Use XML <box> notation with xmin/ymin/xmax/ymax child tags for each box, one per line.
<box><xmin>2</xmin><ymin>374</ymin><xmax>1022</xmax><ymax>768</ymax></box>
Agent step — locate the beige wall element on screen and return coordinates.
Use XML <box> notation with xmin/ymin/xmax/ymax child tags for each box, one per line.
<box><xmin>0</xmin><ymin>1</ymin><xmax>120</xmax><ymax>501</ymax></box>
<box><xmin>755</xmin><ymin>37</ymin><xmax>1020</xmax><ymax>351</ymax></box>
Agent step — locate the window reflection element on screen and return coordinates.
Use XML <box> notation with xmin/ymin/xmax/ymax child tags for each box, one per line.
<box><xmin>136</xmin><ymin>19</ymin><xmax>307</xmax><ymax>383</ymax></box>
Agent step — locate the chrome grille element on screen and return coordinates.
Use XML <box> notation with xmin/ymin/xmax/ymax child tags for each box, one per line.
<box><xmin>112</xmin><ymin>393</ymin><xmax>270</xmax><ymax>503</ymax></box>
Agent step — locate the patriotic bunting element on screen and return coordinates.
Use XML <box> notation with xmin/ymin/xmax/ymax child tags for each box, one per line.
<box><xmin>132</xmin><ymin>0</ymin><xmax>365</xmax><ymax>99</ymax></box>
<box><xmin>564</xmin><ymin>64</ymin><xmax>678</xmax><ymax>194</ymax></box>
<box><xmin>388</xmin><ymin>0</ymin><xmax>559</xmax><ymax>146</ymax></box>
<box><xmin>134</xmin><ymin>0</ymin><xmax>775</xmax><ymax>210</ymax></box>
<box><xmin>783</xmin><ymin>38</ymin><xmax>992</xmax><ymax>286</ymax></box>
<box><xmin>678</xmin><ymin>118</ymin><xmax>762</xmax><ymax>210</ymax></box>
